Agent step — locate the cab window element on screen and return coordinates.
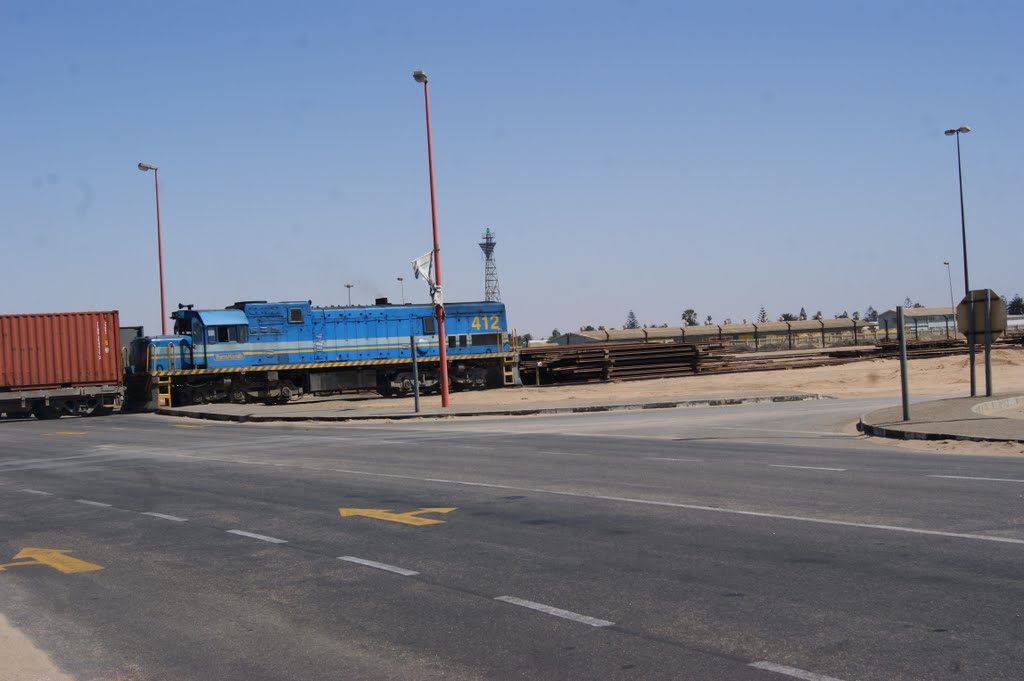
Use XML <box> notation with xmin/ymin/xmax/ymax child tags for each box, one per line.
<box><xmin>207</xmin><ymin>325</ymin><xmax>248</xmax><ymax>343</ymax></box>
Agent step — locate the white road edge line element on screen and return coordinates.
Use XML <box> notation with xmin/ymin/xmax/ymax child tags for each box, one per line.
<box><xmin>75</xmin><ymin>499</ymin><xmax>112</xmax><ymax>507</ymax></box>
<box><xmin>20</xmin><ymin>489</ymin><xmax>53</xmax><ymax>495</ymax></box>
<box><xmin>338</xmin><ymin>556</ymin><xmax>418</xmax><ymax>576</ymax></box>
<box><xmin>749</xmin><ymin>661</ymin><xmax>847</xmax><ymax>681</ymax></box>
<box><xmin>226</xmin><ymin>530</ymin><xmax>287</xmax><ymax>544</ymax></box>
<box><xmin>494</xmin><ymin>596</ymin><xmax>614</xmax><ymax>628</ymax></box>
<box><xmin>0</xmin><ymin>453</ymin><xmax>109</xmax><ymax>468</ymax></box>
<box><xmin>769</xmin><ymin>465</ymin><xmax>847</xmax><ymax>472</ymax></box>
<box><xmin>928</xmin><ymin>475</ymin><xmax>1024</xmax><ymax>483</ymax></box>
<box><xmin>142</xmin><ymin>512</ymin><xmax>189</xmax><ymax>522</ymax></box>
<box><xmin>320</xmin><ymin>468</ymin><xmax>1024</xmax><ymax>546</ymax></box>
<box><xmin>155</xmin><ymin>458</ymin><xmax>1019</xmax><ymax>544</ymax></box>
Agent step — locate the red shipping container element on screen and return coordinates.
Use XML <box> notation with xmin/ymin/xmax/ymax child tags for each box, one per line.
<box><xmin>0</xmin><ymin>311</ymin><xmax>122</xmax><ymax>391</ymax></box>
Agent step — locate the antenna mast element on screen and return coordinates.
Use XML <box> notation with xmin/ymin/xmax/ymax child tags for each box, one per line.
<box><xmin>478</xmin><ymin>227</ymin><xmax>501</xmax><ymax>302</ymax></box>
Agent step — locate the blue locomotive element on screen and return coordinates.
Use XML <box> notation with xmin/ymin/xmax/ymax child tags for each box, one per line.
<box><xmin>126</xmin><ymin>299</ymin><xmax>512</xmax><ymax>405</ymax></box>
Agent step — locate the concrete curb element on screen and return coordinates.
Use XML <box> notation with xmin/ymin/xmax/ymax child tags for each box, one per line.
<box><xmin>971</xmin><ymin>395</ymin><xmax>1024</xmax><ymax>416</ymax></box>
<box><xmin>858</xmin><ymin>396</ymin><xmax>1024</xmax><ymax>444</ymax></box>
<box><xmin>156</xmin><ymin>393</ymin><xmax>832</xmax><ymax>424</ymax></box>
<box><xmin>855</xmin><ymin>421</ymin><xmax>1024</xmax><ymax>444</ymax></box>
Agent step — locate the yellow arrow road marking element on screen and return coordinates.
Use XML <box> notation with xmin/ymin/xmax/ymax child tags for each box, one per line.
<box><xmin>339</xmin><ymin>507</ymin><xmax>457</xmax><ymax>526</ymax></box>
<box><xmin>173</xmin><ymin>424</ymin><xmax>207</xmax><ymax>429</ymax></box>
<box><xmin>0</xmin><ymin>548</ymin><xmax>104</xmax><ymax>574</ymax></box>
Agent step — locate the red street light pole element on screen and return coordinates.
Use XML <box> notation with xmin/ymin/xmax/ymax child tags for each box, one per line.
<box><xmin>413</xmin><ymin>70</ymin><xmax>450</xmax><ymax>408</ymax></box>
<box><xmin>138</xmin><ymin>162</ymin><xmax>167</xmax><ymax>335</ymax></box>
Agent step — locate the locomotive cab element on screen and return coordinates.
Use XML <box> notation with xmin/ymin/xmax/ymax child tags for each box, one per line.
<box><xmin>170</xmin><ymin>307</ymin><xmax>250</xmax><ymax>370</ymax></box>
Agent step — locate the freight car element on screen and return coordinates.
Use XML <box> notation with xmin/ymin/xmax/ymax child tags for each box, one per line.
<box><xmin>125</xmin><ymin>299</ymin><xmax>513</xmax><ymax>407</ymax></box>
<box><xmin>0</xmin><ymin>311</ymin><xmax>124</xmax><ymax>419</ymax></box>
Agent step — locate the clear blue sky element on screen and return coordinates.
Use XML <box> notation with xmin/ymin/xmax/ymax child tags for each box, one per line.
<box><xmin>2</xmin><ymin>1</ymin><xmax>1021</xmax><ymax>337</ymax></box>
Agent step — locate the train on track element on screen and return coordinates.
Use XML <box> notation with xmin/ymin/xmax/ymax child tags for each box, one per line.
<box><xmin>0</xmin><ymin>299</ymin><xmax>513</xmax><ymax>417</ymax></box>
<box><xmin>124</xmin><ymin>299</ymin><xmax>513</xmax><ymax>408</ymax></box>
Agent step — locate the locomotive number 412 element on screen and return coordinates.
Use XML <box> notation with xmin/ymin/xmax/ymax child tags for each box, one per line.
<box><xmin>471</xmin><ymin>315</ymin><xmax>501</xmax><ymax>331</ymax></box>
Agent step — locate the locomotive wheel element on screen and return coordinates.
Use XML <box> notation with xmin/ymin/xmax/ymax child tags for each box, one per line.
<box><xmin>231</xmin><ymin>389</ymin><xmax>247</xmax><ymax>404</ymax></box>
<box><xmin>32</xmin><ymin>404</ymin><xmax>62</xmax><ymax>420</ymax></box>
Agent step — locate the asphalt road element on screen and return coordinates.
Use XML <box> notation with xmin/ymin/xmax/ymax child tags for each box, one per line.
<box><xmin>1</xmin><ymin>398</ymin><xmax>1022</xmax><ymax>680</ymax></box>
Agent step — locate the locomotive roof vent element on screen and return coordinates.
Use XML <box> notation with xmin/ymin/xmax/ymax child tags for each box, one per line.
<box><xmin>375</xmin><ymin>297</ymin><xmax>390</xmax><ymax>306</ymax></box>
<box><xmin>228</xmin><ymin>301</ymin><xmax>268</xmax><ymax>310</ymax></box>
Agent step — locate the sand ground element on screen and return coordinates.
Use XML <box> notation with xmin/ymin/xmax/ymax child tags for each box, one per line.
<box><xmin>367</xmin><ymin>348</ymin><xmax>1024</xmax><ymax>410</ymax></box>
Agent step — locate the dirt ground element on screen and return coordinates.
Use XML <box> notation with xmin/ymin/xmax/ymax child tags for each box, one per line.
<box><xmin>446</xmin><ymin>347</ymin><xmax>1024</xmax><ymax>407</ymax></box>
<box><xmin>0</xmin><ymin>612</ymin><xmax>74</xmax><ymax>681</ymax></box>
<box><xmin>276</xmin><ymin>347</ymin><xmax>1024</xmax><ymax>416</ymax></box>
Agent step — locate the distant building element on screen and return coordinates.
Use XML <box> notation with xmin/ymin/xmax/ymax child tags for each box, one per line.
<box><xmin>876</xmin><ymin>307</ymin><xmax>956</xmax><ymax>341</ymax></box>
<box><xmin>551</xmin><ymin>318</ymin><xmax>874</xmax><ymax>351</ymax></box>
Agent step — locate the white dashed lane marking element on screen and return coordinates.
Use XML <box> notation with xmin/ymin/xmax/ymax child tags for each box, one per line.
<box><xmin>647</xmin><ymin>457</ymin><xmax>704</xmax><ymax>462</ymax></box>
<box><xmin>19</xmin><ymin>489</ymin><xmax>53</xmax><ymax>496</ymax></box>
<box><xmin>75</xmin><ymin>499</ymin><xmax>113</xmax><ymax>507</ymax></box>
<box><xmin>536</xmin><ymin>450</ymin><xmax>591</xmax><ymax>457</ymax></box>
<box><xmin>142</xmin><ymin>512</ymin><xmax>189</xmax><ymax>522</ymax></box>
<box><xmin>494</xmin><ymin>596</ymin><xmax>614</xmax><ymax>628</ymax></box>
<box><xmin>338</xmin><ymin>556</ymin><xmax>419</xmax><ymax>576</ymax></box>
<box><xmin>225</xmin><ymin>530</ymin><xmax>288</xmax><ymax>544</ymax></box>
<box><xmin>769</xmin><ymin>465</ymin><xmax>846</xmax><ymax>472</ymax></box>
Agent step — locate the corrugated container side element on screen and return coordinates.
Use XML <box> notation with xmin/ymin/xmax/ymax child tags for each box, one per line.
<box><xmin>0</xmin><ymin>311</ymin><xmax>122</xmax><ymax>390</ymax></box>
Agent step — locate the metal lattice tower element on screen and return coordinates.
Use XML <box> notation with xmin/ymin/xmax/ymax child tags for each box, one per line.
<box><xmin>478</xmin><ymin>227</ymin><xmax>501</xmax><ymax>302</ymax></box>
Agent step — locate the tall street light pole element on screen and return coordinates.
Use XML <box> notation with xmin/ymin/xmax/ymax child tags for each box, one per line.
<box><xmin>943</xmin><ymin>261</ymin><xmax>956</xmax><ymax>329</ymax></box>
<box><xmin>138</xmin><ymin>162</ymin><xmax>167</xmax><ymax>335</ymax></box>
<box><xmin>397</xmin><ymin>276</ymin><xmax>405</xmax><ymax>304</ymax></box>
<box><xmin>345</xmin><ymin>283</ymin><xmax>354</xmax><ymax>306</ymax></box>
<box><xmin>944</xmin><ymin>125</ymin><xmax>974</xmax><ymax>395</ymax></box>
<box><xmin>414</xmin><ymin>69</ymin><xmax>450</xmax><ymax>408</ymax></box>
<box><xmin>944</xmin><ymin>126</ymin><xmax>972</xmax><ymax>295</ymax></box>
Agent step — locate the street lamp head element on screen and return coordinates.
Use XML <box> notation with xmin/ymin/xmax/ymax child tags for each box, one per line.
<box><xmin>413</xmin><ymin>70</ymin><xmax>428</xmax><ymax>84</ymax></box>
<box><xmin>138</xmin><ymin>162</ymin><xmax>158</xmax><ymax>171</ymax></box>
<box><xmin>943</xmin><ymin>261</ymin><xmax>950</xmax><ymax>266</ymax></box>
<box><xmin>397</xmin><ymin>276</ymin><xmax>404</xmax><ymax>282</ymax></box>
<box><xmin>958</xmin><ymin>126</ymin><xmax>971</xmax><ymax>134</ymax></box>
<box><xmin>944</xmin><ymin>129</ymin><xmax>956</xmax><ymax>136</ymax></box>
